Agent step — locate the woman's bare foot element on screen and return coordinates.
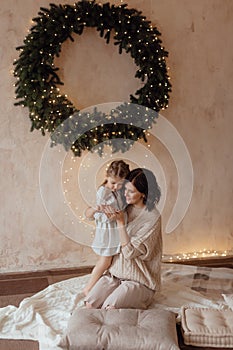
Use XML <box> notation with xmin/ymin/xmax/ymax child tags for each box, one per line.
<box><xmin>105</xmin><ymin>305</ymin><xmax>116</xmax><ymax>310</ymax></box>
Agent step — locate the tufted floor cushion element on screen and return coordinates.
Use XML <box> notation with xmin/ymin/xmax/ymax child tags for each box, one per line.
<box><xmin>62</xmin><ymin>308</ymin><xmax>179</xmax><ymax>350</ymax></box>
<box><xmin>181</xmin><ymin>307</ymin><xmax>233</xmax><ymax>348</ymax></box>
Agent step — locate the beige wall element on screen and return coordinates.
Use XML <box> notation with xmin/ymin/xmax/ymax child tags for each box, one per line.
<box><xmin>1</xmin><ymin>0</ymin><xmax>232</xmax><ymax>272</ymax></box>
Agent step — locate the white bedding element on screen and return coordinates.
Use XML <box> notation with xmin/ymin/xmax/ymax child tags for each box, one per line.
<box><xmin>0</xmin><ymin>263</ymin><xmax>232</xmax><ymax>350</ymax></box>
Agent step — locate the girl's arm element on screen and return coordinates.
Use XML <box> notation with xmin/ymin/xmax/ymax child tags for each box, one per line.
<box><xmin>84</xmin><ymin>186</ymin><xmax>108</xmax><ymax>220</ymax></box>
<box><xmin>84</xmin><ymin>204</ymin><xmax>109</xmax><ymax>220</ymax></box>
<box><xmin>84</xmin><ymin>206</ymin><xmax>98</xmax><ymax>220</ymax></box>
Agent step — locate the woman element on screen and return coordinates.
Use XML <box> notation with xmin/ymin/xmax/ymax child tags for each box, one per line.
<box><xmin>85</xmin><ymin>168</ymin><xmax>162</xmax><ymax>309</ymax></box>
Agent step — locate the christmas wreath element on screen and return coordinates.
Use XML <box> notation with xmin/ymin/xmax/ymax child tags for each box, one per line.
<box><xmin>14</xmin><ymin>0</ymin><xmax>171</xmax><ymax>156</ymax></box>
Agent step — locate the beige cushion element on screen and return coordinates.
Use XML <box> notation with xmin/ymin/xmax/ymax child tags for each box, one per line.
<box><xmin>62</xmin><ymin>308</ymin><xmax>179</xmax><ymax>350</ymax></box>
<box><xmin>181</xmin><ymin>307</ymin><xmax>233</xmax><ymax>348</ymax></box>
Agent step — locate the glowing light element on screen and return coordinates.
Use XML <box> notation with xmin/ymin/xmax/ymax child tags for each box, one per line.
<box><xmin>162</xmin><ymin>249</ymin><xmax>233</xmax><ymax>262</ymax></box>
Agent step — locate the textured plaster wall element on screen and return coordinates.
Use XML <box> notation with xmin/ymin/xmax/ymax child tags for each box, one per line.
<box><xmin>0</xmin><ymin>0</ymin><xmax>232</xmax><ymax>272</ymax></box>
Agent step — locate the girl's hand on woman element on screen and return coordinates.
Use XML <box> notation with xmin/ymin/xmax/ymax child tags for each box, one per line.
<box><xmin>99</xmin><ymin>205</ymin><xmax>118</xmax><ymax>221</ymax></box>
<box><xmin>98</xmin><ymin>206</ymin><xmax>129</xmax><ymax>245</ymax></box>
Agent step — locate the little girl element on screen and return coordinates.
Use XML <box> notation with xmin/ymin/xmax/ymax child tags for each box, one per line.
<box><xmin>83</xmin><ymin>160</ymin><xmax>130</xmax><ymax>296</ymax></box>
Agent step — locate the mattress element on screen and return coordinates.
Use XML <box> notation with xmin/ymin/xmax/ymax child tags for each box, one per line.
<box><xmin>0</xmin><ymin>263</ymin><xmax>232</xmax><ymax>350</ymax></box>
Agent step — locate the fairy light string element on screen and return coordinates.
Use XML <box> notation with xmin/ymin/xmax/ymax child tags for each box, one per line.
<box><xmin>13</xmin><ymin>0</ymin><xmax>171</xmax><ymax>157</ymax></box>
<box><xmin>163</xmin><ymin>249</ymin><xmax>233</xmax><ymax>262</ymax></box>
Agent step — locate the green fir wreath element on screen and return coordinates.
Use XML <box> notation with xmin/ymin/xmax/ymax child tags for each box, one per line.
<box><xmin>14</xmin><ymin>0</ymin><xmax>171</xmax><ymax>156</ymax></box>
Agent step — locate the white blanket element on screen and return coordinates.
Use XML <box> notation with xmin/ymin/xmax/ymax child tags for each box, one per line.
<box><xmin>0</xmin><ymin>263</ymin><xmax>232</xmax><ymax>350</ymax></box>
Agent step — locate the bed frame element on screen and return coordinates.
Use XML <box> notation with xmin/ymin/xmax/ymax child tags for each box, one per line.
<box><xmin>169</xmin><ymin>256</ymin><xmax>233</xmax><ymax>268</ymax></box>
<box><xmin>1</xmin><ymin>255</ymin><xmax>231</xmax><ymax>283</ymax></box>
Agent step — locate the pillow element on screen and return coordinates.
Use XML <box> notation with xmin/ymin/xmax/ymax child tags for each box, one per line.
<box><xmin>61</xmin><ymin>308</ymin><xmax>179</xmax><ymax>350</ymax></box>
<box><xmin>222</xmin><ymin>294</ymin><xmax>233</xmax><ymax>310</ymax></box>
<box><xmin>181</xmin><ymin>306</ymin><xmax>233</xmax><ymax>348</ymax></box>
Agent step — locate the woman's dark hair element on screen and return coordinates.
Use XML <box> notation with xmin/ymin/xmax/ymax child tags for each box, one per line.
<box><xmin>126</xmin><ymin>168</ymin><xmax>161</xmax><ymax>211</ymax></box>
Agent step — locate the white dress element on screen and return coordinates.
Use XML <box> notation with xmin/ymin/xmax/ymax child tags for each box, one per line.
<box><xmin>92</xmin><ymin>186</ymin><xmax>123</xmax><ymax>256</ymax></box>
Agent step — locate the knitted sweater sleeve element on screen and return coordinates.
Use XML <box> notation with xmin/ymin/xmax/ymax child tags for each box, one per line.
<box><xmin>121</xmin><ymin>217</ymin><xmax>161</xmax><ymax>261</ymax></box>
<box><xmin>108</xmin><ymin>210</ymin><xmax>162</xmax><ymax>290</ymax></box>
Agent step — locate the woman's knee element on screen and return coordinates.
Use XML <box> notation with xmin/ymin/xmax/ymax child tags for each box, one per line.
<box><xmin>102</xmin><ymin>281</ymin><xmax>154</xmax><ymax>309</ymax></box>
<box><xmin>101</xmin><ymin>286</ymin><xmax>126</xmax><ymax>309</ymax></box>
<box><xmin>85</xmin><ymin>274</ymin><xmax>120</xmax><ymax>309</ymax></box>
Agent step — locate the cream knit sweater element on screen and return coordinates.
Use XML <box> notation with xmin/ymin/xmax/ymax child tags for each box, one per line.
<box><xmin>109</xmin><ymin>206</ymin><xmax>162</xmax><ymax>291</ymax></box>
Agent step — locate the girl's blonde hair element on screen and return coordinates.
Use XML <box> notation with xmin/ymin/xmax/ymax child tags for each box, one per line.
<box><xmin>105</xmin><ymin>160</ymin><xmax>130</xmax><ymax>181</ymax></box>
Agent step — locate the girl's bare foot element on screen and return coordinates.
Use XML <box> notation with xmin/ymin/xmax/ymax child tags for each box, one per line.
<box><xmin>85</xmin><ymin>302</ymin><xmax>94</xmax><ymax>309</ymax></box>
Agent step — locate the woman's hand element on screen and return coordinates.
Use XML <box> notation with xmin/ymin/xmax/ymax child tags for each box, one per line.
<box><xmin>99</xmin><ymin>206</ymin><xmax>125</xmax><ymax>225</ymax></box>
<box><xmin>99</xmin><ymin>205</ymin><xmax>118</xmax><ymax>221</ymax></box>
<box><xmin>101</xmin><ymin>206</ymin><xmax>129</xmax><ymax>246</ymax></box>
<box><xmin>115</xmin><ymin>210</ymin><xmax>125</xmax><ymax>226</ymax></box>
